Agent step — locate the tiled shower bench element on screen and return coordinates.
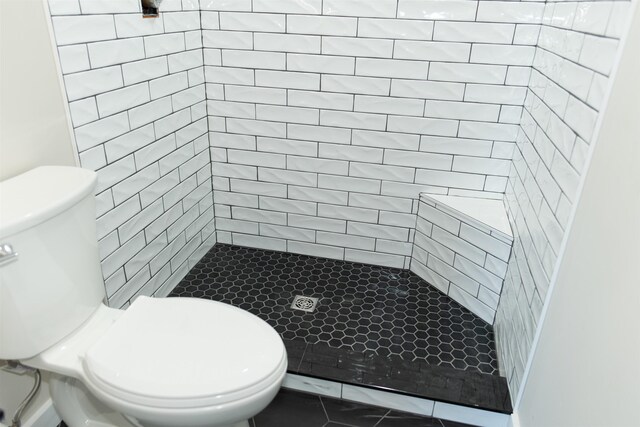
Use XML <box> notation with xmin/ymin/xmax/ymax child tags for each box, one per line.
<box><xmin>411</xmin><ymin>193</ymin><xmax>514</xmax><ymax>324</ymax></box>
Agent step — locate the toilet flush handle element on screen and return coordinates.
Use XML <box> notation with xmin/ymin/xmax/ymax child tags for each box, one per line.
<box><xmin>0</xmin><ymin>243</ymin><xmax>18</xmax><ymax>267</ymax></box>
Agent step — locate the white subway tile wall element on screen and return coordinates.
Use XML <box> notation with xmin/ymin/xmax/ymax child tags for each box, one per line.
<box><xmin>48</xmin><ymin>0</ymin><xmax>215</xmax><ymax>309</ymax></box>
<box><xmin>494</xmin><ymin>0</ymin><xmax>632</xmax><ymax>399</ymax></box>
<box><xmin>205</xmin><ymin>0</ymin><xmax>539</xmax><ymax>272</ymax></box>
<box><xmin>45</xmin><ymin>0</ymin><xmax>633</xmax><ymax>404</ymax></box>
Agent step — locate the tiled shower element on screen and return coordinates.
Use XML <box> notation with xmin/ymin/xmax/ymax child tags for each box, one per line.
<box><xmin>46</xmin><ymin>0</ymin><xmax>632</xmax><ymax>413</ymax></box>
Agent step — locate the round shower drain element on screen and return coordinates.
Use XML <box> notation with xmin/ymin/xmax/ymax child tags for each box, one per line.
<box><xmin>291</xmin><ymin>295</ymin><xmax>319</xmax><ymax>313</ymax></box>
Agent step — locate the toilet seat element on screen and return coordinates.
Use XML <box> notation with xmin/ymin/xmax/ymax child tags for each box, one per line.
<box><xmin>81</xmin><ymin>296</ymin><xmax>287</xmax><ymax>410</ymax></box>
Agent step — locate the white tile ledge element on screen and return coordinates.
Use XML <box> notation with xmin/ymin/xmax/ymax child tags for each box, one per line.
<box><xmin>282</xmin><ymin>373</ymin><xmax>511</xmax><ymax>427</ymax></box>
<box><xmin>420</xmin><ymin>192</ymin><xmax>512</xmax><ymax>241</ymax></box>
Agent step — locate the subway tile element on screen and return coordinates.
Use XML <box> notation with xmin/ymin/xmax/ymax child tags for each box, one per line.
<box><xmin>320</xmin><ymin>110</ymin><xmax>387</xmax><ymax>131</ymax></box>
<box><xmin>471</xmin><ymin>44</ymin><xmax>536</xmax><ymax>67</ymax></box>
<box><xmin>205</xmin><ymin>66</ymin><xmax>254</xmax><ymax>85</ymax></box>
<box><xmin>75</xmin><ymin>112</ymin><xmax>130</xmax><ymax>152</ymax></box>
<box><xmin>434</xmin><ymin>22</ymin><xmax>514</xmax><ymax>44</ymax></box>
<box><xmin>391</xmin><ymin>79</ymin><xmax>465</xmax><ymax>101</ymax></box>
<box><xmin>398</xmin><ymin>0</ymin><xmax>478</xmax><ymax>21</ymax></box>
<box><xmin>349</xmin><ymin>162</ymin><xmax>414</xmax><ymax>183</ymax></box>
<box><xmin>425</xmin><ymin>100</ymin><xmax>500</xmax><ymax>122</ymax></box>
<box><xmin>289</xmin><ymin>214</ymin><xmax>346</xmax><ymax>233</ymax></box>
<box><xmin>260</xmin><ymin>196</ymin><xmax>316</xmax><ymax>215</ymax></box>
<box><xmin>115</xmin><ymin>13</ymin><xmax>165</xmax><ymax>38</ymax></box>
<box><xmin>231</xmin><ymin>178</ymin><xmax>287</xmax><ymax>197</ymax></box>
<box><xmin>318</xmin><ymin>174</ymin><xmax>381</xmax><ymax>194</ymax></box>
<box><xmin>58</xmin><ymin>45</ymin><xmax>90</xmax><ymax>74</ymax></box>
<box><xmin>201</xmin><ymin>11</ymin><xmax>220</xmax><ymax>30</ymax></box>
<box><xmin>355</xmin><ymin>95</ymin><xmax>424</xmax><ymax>117</ymax></box>
<box><xmin>254</xmin><ymin>0</ymin><xmax>322</xmax><ymax>14</ymax></box>
<box><xmin>432</xmin><ymin>226</ymin><xmax>485</xmax><ymax>266</ymax></box>
<box><xmin>415</xmin><ymin>170</ymin><xmax>484</xmax><ymax>191</ymax></box>
<box><xmin>227</xmin><ymin>118</ymin><xmax>287</xmax><ymax>138</ymax></box>
<box><xmin>289</xmin><ymin>186</ymin><xmax>347</xmax><ymax>205</ymax></box>
<box><xmin>356</xmin><ymin>58</ymin><xmax>429</xmax><ymax>79</ymax></box>
<box><xmin>79</xmin><ymin>0</ymin><xmax>139</xmax><ymax>13</ymax></box>
<box><xmin>220</xmin><ymin>12</ymin><xmax>285</xmax><ymax>32</ymax></box>
<box><xmin>259</xmin><ymin>167</ymin><xmax>317</xmax><ymax>187</ymax></box>
<box><xmin>394</xmin><ymin>40</ymin><xmax>471</xmax><ymax>62</ymax></box>
<box><xmin>322</xmin><ymin>75</ymin><xmax>390</xmax><ymax>96</ymax></box>
<box><xmin>223</xmin><ymin>49</ymin><xmax>286</xmax><ymax>69</ymax></box>
<box><xmin>318</xmin><ymin>204</ymin><xmax>378</xmax><ymax>223</ymax></box>
<box><xmin>203</xmin><ymin>30</ymin><xmax>253</xmax><ymax>49</ymax></box>
<box><xmin>163</xmin><ymin>11</ymin><xmax>202</xmax><ymax>33</ymax></box>
<box><xmin>289</xmin><ymin>90</ymin><xmax>354</xmax><ymax>111</ymax></box>
<box><xmin>318</xmin><ymin>143</ymin><xmax>383</xmax><ymax>164</ymax></box>
<box><xmin>429</xmin><ymin>62</ymin><xmax>507</xmax><ymax>84</ymax></box>
<box><xmin>225</xmin><ymin>85</ymin><xmax>287</xmax><ymax>105</ymax></box>
<box><xmin>288</xmin><ymin>15</ymin><xmax>357</xmax><ymax>36</ymax></box>
<box><xmin>257</xmin><ymin>137</ymin><xmax>317</xmax><ymax>156</ymax></box>
<box><xmin>288</xmin><ymin>124</ymin><xmax>351</xmax><ymax>144</ymax></box>
<box><xmin>52</xmin><ymin>15</ymin><xmax>116</xmax><ymax>45</ymax></box>
<box><xmin>345</xmin><ymin>249</ymin><xmax>405</xmax><ymax>268</ymax></box>
<box><xmin>459</xmin><ymin>223</ymin><xmax>511</xmax><ymax>261</ymax></box>
<box><xmin>228</xmin><ymin>149</ymin><xmax>285</xmax><ymax>168</ymax></box>
<box><xmin>65</xmin><ymin>66</ymin><xmax>124</xmax><ymax>101</ymax></box>
<box><xmin>69</xmin><ymin>98</ymin><xmax>99</xmax><ymax>127</ymax></box>
<box><xmin>349</xmin><ymin>193</ymin><xmax>413</xmax><ymax>213</ymax></box>
<box><xmin>49</xmin><ymin>0</ymin><xmax>81</xmax><ymax>15</ymax></box>
<box><xmin>288</xmin><ymin>155</ymin><xmax>348</xmax><ymax>175</ymax></box>
<box><xmin>233</xmin><ymin>206</ymin><xmax>286</xmax><ymax>225</ymax></box>
<box><xmin>256</xmin><ymin>70</ymin><xmax>320</xmax><ymax>90</ymax></box>
<box><xmin>414</xmin><ymin>231</ymin><xmax>455</xmax><ymax>265</ymax></box>
<box><xmin>428</xmin><ymin>255</ymin><xmax>479</xmax><ymax>296</ymax></box>
<box><xmin>128</xmin><ymin>97</ymin><xmax>173</xmax><ymax>129</ymax></box>
<box><xmin>261</xmin><ymin>223</ymin><xmax>315</xmax><ymax>242</ymax></box>
<box><xmin>476</xmin><ymin>2</ymin><xmax>544</xmax><ymax>24</ymax></box>
<box><xmin>256</xmin><ymin>33</ymin><xmax>321</xmax><ymax>54</ymax></box>
<box><xmin>352</xmin><ymin>130</ymin><xmax>419</xmax><ymax>151</ymax></box>
<box><xmin>384</xmin><ymin>150</ymin><xmax>452</xmax><ymax>171</ymax></box>
<box><xmin>387</xmin><ymin>116</ymin><xmax>458</xmax><ymax>137</ymax></box>
<box><xmin>359</xmin><ymin>18</ymin><xmax>434</xmax><ymax>40</ymax></box>
<box><xmin>323</xmin><ymin>36</ymin><xmax>394</xmax><ymax>58</ymax></box>
<box><xmin>289</xmin><ymin>241</ymin><xmax>344</xmax><ymax>260</ymax></box>
<box><xmin>201</xmin><ymin>0</ymin><xmax>251</xmax><ymax>11</ymax></box>
<box><xmin>323</xmin><ymin>0</ymin><xmax>397</xmax><ymax>18</ymax></box>
<box><xmin>256</xmin><ymin>105</ymin><xmax>319</xmax><ymax>125</ymax></box>
<box><xmin>288</xmin><ymin>53</ymin><xmax>355</xmax><ymax>75</ymax></box>
<box><xmin>316</xmin><ymin>231</ymin><xmax>375</xmax><ymax>251</ymax></box>
<box><xmin>347</xmin><ymin>222</ymin><xmax>409</xmax><ymax>242</ymax></box>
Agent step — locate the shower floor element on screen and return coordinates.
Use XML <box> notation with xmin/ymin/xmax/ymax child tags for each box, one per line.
<box><xmin>170</xmin><ymin>244</ymin><xmax>511</xmax><ymax>413</ymax></box>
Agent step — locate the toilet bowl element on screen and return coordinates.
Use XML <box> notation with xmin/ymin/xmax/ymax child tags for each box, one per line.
<box><xmin>0</xmin><ymin>166</ymin><xmax>287</xmax><ymax>427</ymax></box>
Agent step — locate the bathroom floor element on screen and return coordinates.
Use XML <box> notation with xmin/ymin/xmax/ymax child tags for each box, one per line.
<box><xmin>58</xmin><ymin>389</ymin><xmax>477</xmax><ymax>427</ymax></box>
<box><xmin>251</xmin><ymin>389</ymin><xmax>476</xmax><ymax>427</ymax></box>
<box><xmin>170</xmin><ymin>244</ymin><xmax>511</xmax><ymax>413</ymax></box>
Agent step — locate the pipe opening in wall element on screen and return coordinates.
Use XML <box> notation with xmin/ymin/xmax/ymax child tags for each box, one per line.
<box><xmin>141</xmin><ymin>0</ymin><xmax>160</xmax><ymax>17</ymax></box>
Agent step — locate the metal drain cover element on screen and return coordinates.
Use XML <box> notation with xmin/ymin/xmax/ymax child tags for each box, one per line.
<box><xmin>291</xmin><ymin>295</ymin><xmax>318</xmax><ymax>313</ymax></box>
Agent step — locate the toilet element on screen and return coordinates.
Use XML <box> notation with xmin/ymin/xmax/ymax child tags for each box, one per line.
<box><xmin>0</xmin><ymin>166</ymin><xmax>287</xmax><ymax>427</ymax></box>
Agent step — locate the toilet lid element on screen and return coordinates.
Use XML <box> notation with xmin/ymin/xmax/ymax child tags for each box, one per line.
<box><xmin>83</xmin><ymin>296</ymin><xmax>286</xmax><ymax>409</ymax></box>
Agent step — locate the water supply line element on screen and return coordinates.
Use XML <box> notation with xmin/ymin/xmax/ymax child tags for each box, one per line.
<box><xmin>7</xmin><ymin>363</ymin><xmax>41</xmax><ymax>427</ymax></box>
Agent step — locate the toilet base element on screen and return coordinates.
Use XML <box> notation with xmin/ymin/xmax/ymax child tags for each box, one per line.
<box><xmin>49</xmin><ymin>374</ymin><xmax>255</xmax><ymax>427</ymax></box>
<box><xmin>50</xmin><ymin>374</ymin><xmax>138</xmax><ymax>427</ymax></box>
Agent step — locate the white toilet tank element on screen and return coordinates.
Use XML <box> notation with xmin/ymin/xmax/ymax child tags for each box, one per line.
<box><xmin>0</xmin><ymin>166</ymin><xmax>106</xmax><ymax>360</ymax></box>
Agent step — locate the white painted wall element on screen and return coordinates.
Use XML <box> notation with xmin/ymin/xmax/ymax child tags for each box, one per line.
<box><xmin>515</xmin><ymin>2</ymin><xmax>640</xmax><ymax>426</ymax></box>
<box><xmin>0</xmin><ymin>0</ymin><xmax>77</xmax><ymax>181</ymax></box>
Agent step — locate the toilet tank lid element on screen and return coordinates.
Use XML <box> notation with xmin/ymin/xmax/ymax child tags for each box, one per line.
<box><xmin>0</xmin><ymin>166</ymin><xmax>97</xmax><ymax>239</ymax></box>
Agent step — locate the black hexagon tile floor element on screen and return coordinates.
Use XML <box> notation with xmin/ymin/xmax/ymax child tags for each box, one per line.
<box><xmin>170</xmin><ymin>244</ymin><xmax>511</xmax><ymax>413</ymax></box>
<box><xmin>171</xmin><ymin>244</ymin><xmax>497</xmax><ymax>373</ymax></box>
